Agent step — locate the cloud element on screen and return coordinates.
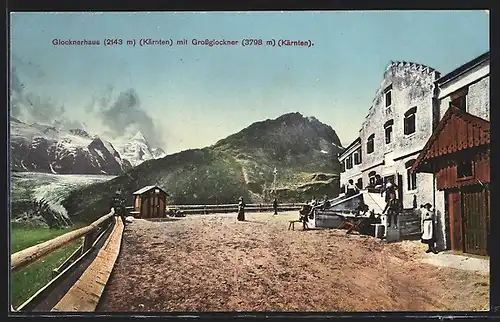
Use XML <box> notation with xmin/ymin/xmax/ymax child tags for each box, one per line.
<box><xmin>10</xmin><ymin>56</ymin><xmax>166</xmax><ymax>149</ymax></box>
<box><xmin>97</xmin><ymin>88</ymin><xmax>163</xmax><ymax>147</ymax></box>
<box><xmin>10</xmin><ymin>65</ymin><xmax>64</xmax><ymax>123</ymax></box>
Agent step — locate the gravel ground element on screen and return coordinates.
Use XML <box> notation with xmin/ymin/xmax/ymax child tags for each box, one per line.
<box><xmin>98</xmin><ymin>211</ymin><xmax>489</xmax><ymax>312</ymax></box>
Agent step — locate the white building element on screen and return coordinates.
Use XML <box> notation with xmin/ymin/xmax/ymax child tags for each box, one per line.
<box><xmin>340</xmin><ymin>52</ymin><xmax>490</xmax><ymax>252</ymax></box>
<box><xmin>340</xmin><ymin>60</ymin><xmax>441</xmax><ymax>211</ymax></box>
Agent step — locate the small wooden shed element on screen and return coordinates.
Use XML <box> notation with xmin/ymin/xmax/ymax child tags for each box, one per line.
<box><xmin>132</xmin><ymin>185</ymin><xmax>169</xmax><ymax>218</ymax></box>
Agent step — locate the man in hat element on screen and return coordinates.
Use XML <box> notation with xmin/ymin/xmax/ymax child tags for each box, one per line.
<box><xmin>237</xmin><ymin>197</ymin><xmax>246</xmax><ymax>221</ymax></box>
<box><xmin>382</xmin><ymin>191</ymin><xmax>401</xmax><ymax>229</ymax></box>
<box><xmin>111</xmin><ymin>189</ymin><xmax>127</xmax><ymax>226</ymax></box>
<box><xmin>382</xmin><ymin>178</ymin><xmax>398</xmax><ymax>203</ymax></box>
<box><xmin>420</xmin><ymin>203</ymin><xmax>438</xmax><ymax>254</ymax></box>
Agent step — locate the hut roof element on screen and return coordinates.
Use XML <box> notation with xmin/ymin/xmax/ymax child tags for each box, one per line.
<box><xmin>133</xmin><ymin>185</ymin><xmax>168</xmax><ymax>195</ymax></box>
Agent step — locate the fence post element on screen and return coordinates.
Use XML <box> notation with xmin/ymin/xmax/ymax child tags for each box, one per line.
<box><xmin>83</xmin><ymin>230</ymin><xmax>96</xmax><ymax>252</ymax></box>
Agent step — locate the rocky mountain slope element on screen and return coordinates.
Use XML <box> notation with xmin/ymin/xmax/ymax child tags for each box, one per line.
<box><xmin>63</xmin><ymin>113</ymin><xmax>345</xmax><ymax>222</ymax></box>
<box><xmin>10</xmin><ymin>117</ymin><xmax>166</xmax><ymax>174</ymax></box>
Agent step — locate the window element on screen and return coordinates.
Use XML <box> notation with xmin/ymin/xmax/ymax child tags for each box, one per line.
<box><xmin>340</xmin><ymin>161</ymin><xmax>345</xmax><ymax>173</ymax></box>
<box><xmin>405</xmin><ymin>159</ymin><xmax>417</xmax><ymax>190</ymax></box>
<box><xmin>404</xmin><ymin>106</ymin><xmax>417</xmax><ymax>135</ymax></box>
<box><xmin>451</xmin><ymin>96</ymin><xmax>467</xmax><ymax>112</ymax></box>
<box><xmin>346</xmin><ymin>155</ymin><xmax>353</xmax><ymax>169</ymax></box>
<box><xmin>367</xmin><ymin>134</ymin><xmax>375</xmax><ymax>154</ymax></box>
<box><xmin>354</xmin><ymin>148</ymin><xmax>362</xmax><ymax>165</ymax></box>
<box><xmin>384</xmin><ymin>119</ymin><xmax>394</xmax><ymax>144</ymax></box>
<box><xmin>384</xmin><ymin>84</ymin><xmax>392</xmax><ymax>108</ymax></box>
<box><xmin>450</xmin><ymin>87</ymin><xmax>468</xmax><ymax>112</ymax></box>
<box><xmin>457</xmin><ymin>159</ymin><xmax>473</xmax><ymax>178</ymax></box>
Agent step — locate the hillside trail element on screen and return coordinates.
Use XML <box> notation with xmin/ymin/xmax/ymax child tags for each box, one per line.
<box><xmin>98</xmin><ymin>212</ymin><xmax>489</xmax><ymax>312</ymax></box>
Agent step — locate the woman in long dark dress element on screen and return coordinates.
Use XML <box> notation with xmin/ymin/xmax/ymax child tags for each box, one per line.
<box><xmin>420</xmin><ymin>203</ymin><xmax>438</xmax><ymax>254</ymax></box>
<box><xmin>237</xmin><ymin>197</ymin><xmax>245</xmax><ymax>221</ymax></box>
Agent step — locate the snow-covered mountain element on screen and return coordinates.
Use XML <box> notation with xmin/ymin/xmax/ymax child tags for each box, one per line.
<box><xmin>112</xmin><ymin>131</ymin><xmax>166</xmax><ymax>166</ymax></box>
<box><xmin>10</xmin><ymin>118</ymin><xmax>166</xmax><ymax>174</ymax></box>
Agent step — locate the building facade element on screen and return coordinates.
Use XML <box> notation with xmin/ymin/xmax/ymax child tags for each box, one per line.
<box><xmin>340</xmin><ymin>61</ymin><xmax>443</xmax><ymax>215</ymax></box>
<box><xmin>412</xmin><ymin>52</ymin><xmax>490</xmax><ymax>256</ymax></box>
<box><xmin>338</xmin><ymin>137</ymin><xmax>362</xmax><ymax>189</ymax></box>
<box><xmin>340</xmin><ymin>52</ymin><xmax>489</xmax><ymax>253</ymax></box>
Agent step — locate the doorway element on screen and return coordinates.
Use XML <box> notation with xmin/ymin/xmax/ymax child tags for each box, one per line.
<box><xmin>461</xmin><ymin>185</ymin><xmax>488</xmax><ymax>256</ymax></box>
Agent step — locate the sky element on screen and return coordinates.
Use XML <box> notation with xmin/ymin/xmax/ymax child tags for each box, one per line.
<box><xmin>9</xmin><ymin>11</ymin><xmax>489</xmax><ymax>153</ymax></box>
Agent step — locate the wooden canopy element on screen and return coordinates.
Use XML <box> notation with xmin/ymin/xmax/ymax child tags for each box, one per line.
<box><xmin>411</xmin><ymin>106</ymin><xmax>490</xmax><ymax>174</ymax></box>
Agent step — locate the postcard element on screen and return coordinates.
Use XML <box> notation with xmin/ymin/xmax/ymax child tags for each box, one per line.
<box><xmin>8</xmin><ymin>10</ymin><xmax>490</xmax><ymax>314</ymax></box>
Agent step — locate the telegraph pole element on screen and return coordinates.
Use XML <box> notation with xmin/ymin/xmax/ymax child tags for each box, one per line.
<box><xmin>273</xmin><ymin>167</ymin><xmax>278</xmax><ymax>197</ymax></box>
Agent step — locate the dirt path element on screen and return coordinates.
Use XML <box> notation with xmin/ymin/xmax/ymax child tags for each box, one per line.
<box><xmin>98</xmin><ymin>212</ymin><xmax>489</xmax><ymax>312</ymax></box>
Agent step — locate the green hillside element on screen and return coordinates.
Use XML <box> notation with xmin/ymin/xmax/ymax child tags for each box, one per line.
<box><xmin>62</xmin><ymin>113</ymin><xmax>344</xmax><ymax>222</ymax></box>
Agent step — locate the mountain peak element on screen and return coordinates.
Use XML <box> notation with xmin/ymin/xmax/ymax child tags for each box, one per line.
<box><xmin>131</xmin><ymin>131</ymin><xmax>147</xmax><ymax>142</ymax></box>
<box><xmin>213</xmin><ymin>112</ymin><xmax>343</xmax><ymax>154</ymax></box>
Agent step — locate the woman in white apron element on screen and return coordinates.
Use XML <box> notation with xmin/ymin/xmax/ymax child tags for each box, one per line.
<box><xmin>420</xmin><ymin>203</ymin><xmax>437</xmax><ymax>254</ymax></box>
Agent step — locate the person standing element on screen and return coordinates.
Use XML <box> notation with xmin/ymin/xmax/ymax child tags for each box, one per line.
<box><xmin>273</xmin><ymin>198</ymin><xmax>278</xmax><ymax>215</ymax></box>
<box><xmin>111</xmin><ymin>189</ymin><xmax>127</xmax><ymax>226</ymax></box>
<box><xmin>382</xmin><ymin>178</ymin><xmax>398</xmax><ymax>203</ymax></box>
<box><xmin>237</xmin><ymin>197</ymin><xmax>246</xmax><ymax>221</ymax></box>
<box><xmin>322</xmin><ymin>195</ymin><xmax>330</xmax><ymax>210</ymax></box>
<box><xmin>382</xmin><ymin>192</ymin><xmax>401</xmax><ymax>229</ymax></box>
<box><xmin>374</xmin><ymin>174</ymin><xmax>384</xmax><ymax>193</ymax></box>
<box><xmin>420</xmin><ymin>203</ymin><xmax>438</xmax><ymax>254</ymax></box>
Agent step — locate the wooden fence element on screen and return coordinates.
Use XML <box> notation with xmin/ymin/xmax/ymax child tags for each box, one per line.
<box><xmin>10</xmin><ymin>211</ymin><xmax>116</xmax><ymax>312</ymax></box>
<box><xmin>126</xmin><ymin>203</ymin><xmax>305</xmax><ymax>215</ymax></box>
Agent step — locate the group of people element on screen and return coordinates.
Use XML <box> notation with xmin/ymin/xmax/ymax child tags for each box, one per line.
<box><xmin>112</xmin><ymin>185</ymin><xmax>437</xmax><ymax>253</ymax></box>
<box><xmin>380</xmin><ymin>189</ymin><xmax>437</xmax><ymax>253</ymax></box>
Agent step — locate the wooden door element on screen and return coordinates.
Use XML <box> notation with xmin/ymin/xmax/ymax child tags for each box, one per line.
<box><xmin>149</xmin><ymin>195</ymin><xmax>156</xmax><ymax>218</ymax></box>
<box><xmin>462</xmin><ymin>186</ymin><xmax>488</xmax><ymax>256</ymax></box>
<box><xmin>448</xmin><ymin>191</ymin><xmax>463</xmax><ymax>252</ymax></box>
<box><xmin>158</xmin><ymin>197</ymin><xmax>165</xmax><ymax>217</ymax></box>
<box><xmin>153</xmin><ymin>196</ymin><xmax>158</xmax><ymax>217</ymax></box>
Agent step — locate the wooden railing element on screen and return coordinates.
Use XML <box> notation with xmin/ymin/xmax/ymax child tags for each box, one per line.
<box><xmin>126</xmin><ymin>203</ymin><xmax>306</xmax><ymax>215</ymax></box>
<box><xmin>10</xmin><ymin>211</ymin><xmax>116</xmax><ymax>312</ymax></box>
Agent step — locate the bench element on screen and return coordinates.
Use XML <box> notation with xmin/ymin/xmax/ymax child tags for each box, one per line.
<box><xmin>288</xmin><ymin>219</ymin><xmax>309</xmax><ymax>231</ymax></box>
<box><xmin>371</xmin><ymin>223</ymin><xmax>385</xmax><ymax>238</ymax></box>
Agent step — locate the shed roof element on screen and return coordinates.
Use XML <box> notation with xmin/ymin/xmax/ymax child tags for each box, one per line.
<box><xmin>133</xmin><ymin>185</ymin><xmax>168</xmax><ymax>195</ymax></box>
<box><xmin>411</xmin><ymin>106</ymin><xmax>490</xmax><ymax>173</ymax></box>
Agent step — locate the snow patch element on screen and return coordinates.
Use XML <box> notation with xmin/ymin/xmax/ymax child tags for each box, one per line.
<box><xmin>95</xmin><ymin>149</ymin><xmax>105</xmax><ymax>160</ymax></box>
<box><xmin>101</xmin><ymin>140</ymin><xmax>116</xmax><ymax>154</ymax></box>
<box><xmin>20</xmin><ymin>172</ymin><xmax>116</xmax><ymax>220</ymax></box>
<box><xmin>49</xmin><ymin>163</ymin><xmax>57</xmax><ymax>174</ymax></box>
<box><xmin>320</xmin><ymin>150</ymin><xmax>328</xmax><ymax>154</ymax></box>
